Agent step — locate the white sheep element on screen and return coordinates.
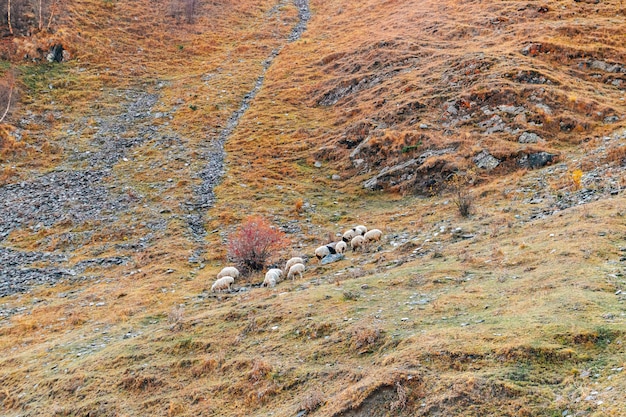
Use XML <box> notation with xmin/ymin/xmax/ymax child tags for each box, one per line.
<box><xmin>267</xmin><ymin>268</ymin><xmax>284</xmax><ymax>281</ymax></box>
<box><xmin>217</xmin><ymin>266</ymin><xmax>240</xmax><ymax>280</ymax></box>
<box><xmin>335</xmin><ymin>240</ymin><xmax>347</xmax><ymax>254</ymax></box>
<box><xmin>262</xmin><ymin>271</ymin><xmax>279</xmax><ymax>288</ymax></box>
<box><xmin>315</xmin><ymin>244</ymin><xmax>336</xmax><ymax>260</ymax></box>
<box><xmin>342</xmin><ymin>228</ymin><xmax>357</xmax><ymax>242</ymax></box>
<box><xmin>287</xmin><ymin>263</ymin><xmax>305</xmax><ymax>280</ymax></box>
<box><xmin>364</xmin><ymin>228</ymin><xmax>382</xmax><ymax>242</ymax></box>
<box><xmin>351</xmin><ymin>235</ymin><xmax>365</xmax><ymax>252</ymax></box>
<box><xmin>285</xmin><ymin>257</ymin><xmax>304</xmax><ymax>274</ymax></box>
<box><xmin>355</xmin><ymin>225</ymin><xmax>368</xmax><ymax>235</ymax></box>
<box><xmin>211</xmin><ymin>276</ymin><xmax>234</xmax><ymax>292</ymax></box>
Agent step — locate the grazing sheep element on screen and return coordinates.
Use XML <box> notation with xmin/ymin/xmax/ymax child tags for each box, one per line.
<box><xmin>285</xmin><ymin>257</ymin><xmax>305</xmax><ymax>273</ymax></box>
<box><xmin>211</xmin><ymin>276</ymin><xmax>234</xmax><ymax>293</ymax></box>
<box><xmin>364</xmin><ymin>228</ymin><xmax>382</xmax><ymax>242</ymax></box>
<box><xmin>335</xmin><ymin>240</ymin><xmax>347</xmax><ymax>254</ymax></box>
<box><xmin>342</xmin><ymin>228</ymin><xmax>357</xmax><ymax>242</ymax></box>
<box><xmin>351</xmin><ymin>235</ymin><xmax>365</xmax><ymax>252</ymax></box>
<box><xmin>315</xmin><ymin>244</ymin><xmax>336</xmax><ymax>260</ymax></box>
<box><xmin>267</xmin><ymin>268</ymin><xmax>284</xmax><ymax>281</ymax></box>
<box><xmin>355</xmin><ymin>225</ymin><xmax>368</xmax><ymax>235</ymax></box>
<box><xmin>262</xmin><ymin>271</ymin><xmax>279</xmax><ymax>288</ymax></box>
<box><xmin>217</xmin><ymin>266</ymin><xmax>240</xmax><ymax>280</ymax></box>
<box><xmin>287</xmin><ymin>263</ymin><xmax>305</xmax><ymax>280</ymax></box>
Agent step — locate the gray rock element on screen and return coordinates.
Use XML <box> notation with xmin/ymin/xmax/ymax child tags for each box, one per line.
<box><xmin>478</xmin><ymin>115</ymin><xmax>505</xmax><ymax>135</ymax></box>
<box><xmin>473</xmin><ymin>150</ymin><xmax>500</xmax><ymax>170</ymax></box>
<box><xmin>518</xmin><ymin>132</ymin><xmax>542</xmax><ymax>143</ymax></box>
<box><xmin>534</xmin><ymin>103</ymin><xmax>552</xmax><ymax>115</ymax></box>
<box><xmin>321</xmin><ymin>253</ymin><xmax>344</xmax><ymax>265</ymax></box>
<box><xmin>497</xmin><ymin>105</ymin><xmax>525</xmax><ymax>115</ymax></box>
<box><xmin>519</xmin><ymin>152</ymin><xmax>557</xmax><ymax>169</ymax></box>
<box><xmin>363</xmin><ymin>148</ymin><xmax>455</xmax><ymax>190</ymax></box>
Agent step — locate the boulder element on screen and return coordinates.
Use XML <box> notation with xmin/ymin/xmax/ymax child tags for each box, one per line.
<box><xmin>473</xmin><ymin>150</ymin><xmax>500</xmax><ymax>170</ymax></box>
<box><xmin>47</xmin><ymin>44</ymin><xmax>64</xmax><ymax>63</ymax></box>
<box><xmin>519</xmin><ymin>152</ymin><xmax>557</xmax><ymax>169</ymax></box>
<box><xmin>362</xmin><ymin>148</ymin><xmax>455</xmax><ymax>190</ymax></box>
<box><xmin>321</xmin><ymin>253</ymin><xmax>344</xmax><ymax>265</ymax></box>
<box><xmin>518</xmin><ymin>132</ymin><xmax>542</xmax><ymax>143</ymax></box>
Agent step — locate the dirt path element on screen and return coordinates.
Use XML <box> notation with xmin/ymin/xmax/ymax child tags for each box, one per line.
<box><xmin>187</xmin><ymin>0</ymin><xmax>311</xmax><ymax>259</ymax></box>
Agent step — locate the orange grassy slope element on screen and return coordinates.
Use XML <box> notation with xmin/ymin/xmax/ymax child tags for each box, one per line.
<box><xmin>219</xmin><ymin>0</ymin><xmax>626</xmax><ymax>204</ymax></box>
<box><xmin>0</xmin><ymin>0</ymin><xmax>625</xmax><ymax>416</ymax></box>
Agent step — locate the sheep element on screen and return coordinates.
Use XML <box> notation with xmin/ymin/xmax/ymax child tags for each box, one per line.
<box><xmin>335</xmin><ymin>240</ymin><xmax>347</xmax><ymax>254</ymax></box>
<box><xmin>285</xmin><ymin>257</ymin><xmax>305</xmax><ymax>274</ymax></box>
<box><xmin>262</xmin><ymin>270</ymin><xmax>280</xmax><ymax>288</ymax></box>
<box><xmin>287</xmin><ymin>263</ymin><xmax>305</xmax><ymax>280</ymax></box>
<box><xmin>263</xmin><ymin>275</ymin><xmax>277</xmax><ymax>288</ymax></box>
<box><xmin>217</xmin><ymin>266</ymin><xmax>240</xmax><ymax>280</ymax></box>
<box><xmin>211</xmin><ymin>276</ymin><xmax>234</xmax><ymax>292</ymax></box>
<box><xmin>267</xmin><ymin>268</ymin><xmax>284</xmax><ymax>281</ymax></box>
<box><xmin>351</xmin><ymin>235</ymin><xmax>365</xmax><ymax>252</ymax></box>
<box><xmin>364</xmin><ymin>228</ymin><xmax>382</xmax><ymax>242</ymax></box>
<box><xmin>315</xmin><ymin>244</ymin><xmax>336</xmax><ymax>260</ymax></box>
<box><xmin>342</xmin><ymin>228</ymin><xmax>357</xmax><ymax>242</ymax></box>
<box><xmin>355</xmin><ymin>225</ymin><xmax>368</xmax><ymax>235</ymax></box>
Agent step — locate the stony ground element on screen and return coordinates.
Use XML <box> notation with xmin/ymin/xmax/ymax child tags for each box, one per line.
<box><xmin>0</xmin><ymin>0</ymin><xmax>312</xmax><ymax>300</ymax></box>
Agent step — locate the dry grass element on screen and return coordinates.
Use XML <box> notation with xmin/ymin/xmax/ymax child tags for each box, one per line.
<box><xmin>0</xmin><ymin>0</ymin><xmax>625</xmax><ymax>416</ymax></box>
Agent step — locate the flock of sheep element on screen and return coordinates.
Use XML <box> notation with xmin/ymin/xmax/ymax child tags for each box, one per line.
<box><xmin>210</xmin><ymin>224</ymin><xmax>383</xmax><ymax>293</ymax></box>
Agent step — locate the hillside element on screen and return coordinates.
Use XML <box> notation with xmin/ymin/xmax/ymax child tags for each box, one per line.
<box><xmin>0</xmin><ymin>0</ymin><xmax>625</xmax><ymax>416</ymax></box>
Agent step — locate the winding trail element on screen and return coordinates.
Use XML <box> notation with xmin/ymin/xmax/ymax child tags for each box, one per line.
<box><xmin>186</xmin><ymin>0</ymin><xmax>311</xmax><ymax>258</ymax></box>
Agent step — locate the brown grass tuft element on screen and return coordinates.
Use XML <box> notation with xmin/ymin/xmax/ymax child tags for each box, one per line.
<box><xmin>119</xmin><ymin>374</ymin><xmax>164</xmax><ymax>392</ymax></box>
<box><xmin>299</xmin><ymin>388</ymin><xmax>325</xmax><ymax>414</ymax></box>
<box><xmin>350</xmin><ymin>327</ymin><xmax>383</xmax><ymax>353</ymax></box>
<box><xmin>168</xmin><ymin>305</ymin><xmax>185</xmax><ymax>332</ymax></box>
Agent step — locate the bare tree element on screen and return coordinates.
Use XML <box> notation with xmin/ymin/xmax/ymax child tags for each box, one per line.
<box><xmin>0</xmin><ymin>70</ymin><xmax>17</xmax><ymax>124</ymax></box>
<box><xmin>33</xmin><ymin>0</ymin><xmax>56</xmax><ymax>31</ymax></box>
<box><xmin>3</xmin><ymin>0</ymin><xmax>56</xmax><ymax>35</ymax></box>
<box><xmin>7</xmin><ymin>0</ymin><xmax>13</xmax><ymax>35</ymax></box>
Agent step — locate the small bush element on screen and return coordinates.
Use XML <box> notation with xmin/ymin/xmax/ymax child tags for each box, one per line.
<box><xmin>606</xmin><ymin>145</ymin><xmax>626</xmax><ymax>166</ymax></box>
<box><xmin>342</xmin><ymin>290</ymin><xmax>360</xmax><ymax>301</ymax></box>
<box><xmin>447</xmin><ymin>173</ymin><xmax>474</xmax><ymax>217</ymax></box>
<box><xmin>294</xmin><ymin>198</ymin><xmax>304</xmax><ymax>213</ymax></box>
<box><xmin>299</xmin><ymin>388</ymin><xmax>325</xmax><ymax>413</ymax></box>
<box><xmin>571</xmin><ymin>169</ymin><xmax>583</xmax><ymax>190</ymax></box>
<box><xmin>351</xmin><ymin>327</ymin><xmax>382</xmax><ymax>351</ymax></box>
<box><xmin>389</xmin><ymin>382</ymin><xmax>408</xmax><ymax>412</ymax></box>
<box><xmin>227</xmin><ymin>215</ymin><xmax>286</xmax><ymax>273</ymax></box>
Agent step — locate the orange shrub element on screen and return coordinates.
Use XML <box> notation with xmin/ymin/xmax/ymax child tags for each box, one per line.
<box><xmin>227</xmin><ymin>215</ymin><xmax>286</xmax><ymax>273</ymax></box>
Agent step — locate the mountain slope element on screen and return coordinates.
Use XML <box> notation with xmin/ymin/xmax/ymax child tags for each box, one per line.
<box><xmin>0</xmin><ymin>0</ymin><xmax>625</xmax><ymax>416</ymax></box>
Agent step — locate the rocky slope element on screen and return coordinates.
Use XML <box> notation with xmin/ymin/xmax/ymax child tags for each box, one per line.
<box><xmin>0</xmin><ymin>1</ymin><xmax>625</xmax><ymax>416</ymax></box>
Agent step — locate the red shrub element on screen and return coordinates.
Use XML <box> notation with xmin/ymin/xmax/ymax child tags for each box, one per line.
<box><xmin>227</xmin><ymin>216</ymin><xmax>286</xmax><ymax>273</ymax></box>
